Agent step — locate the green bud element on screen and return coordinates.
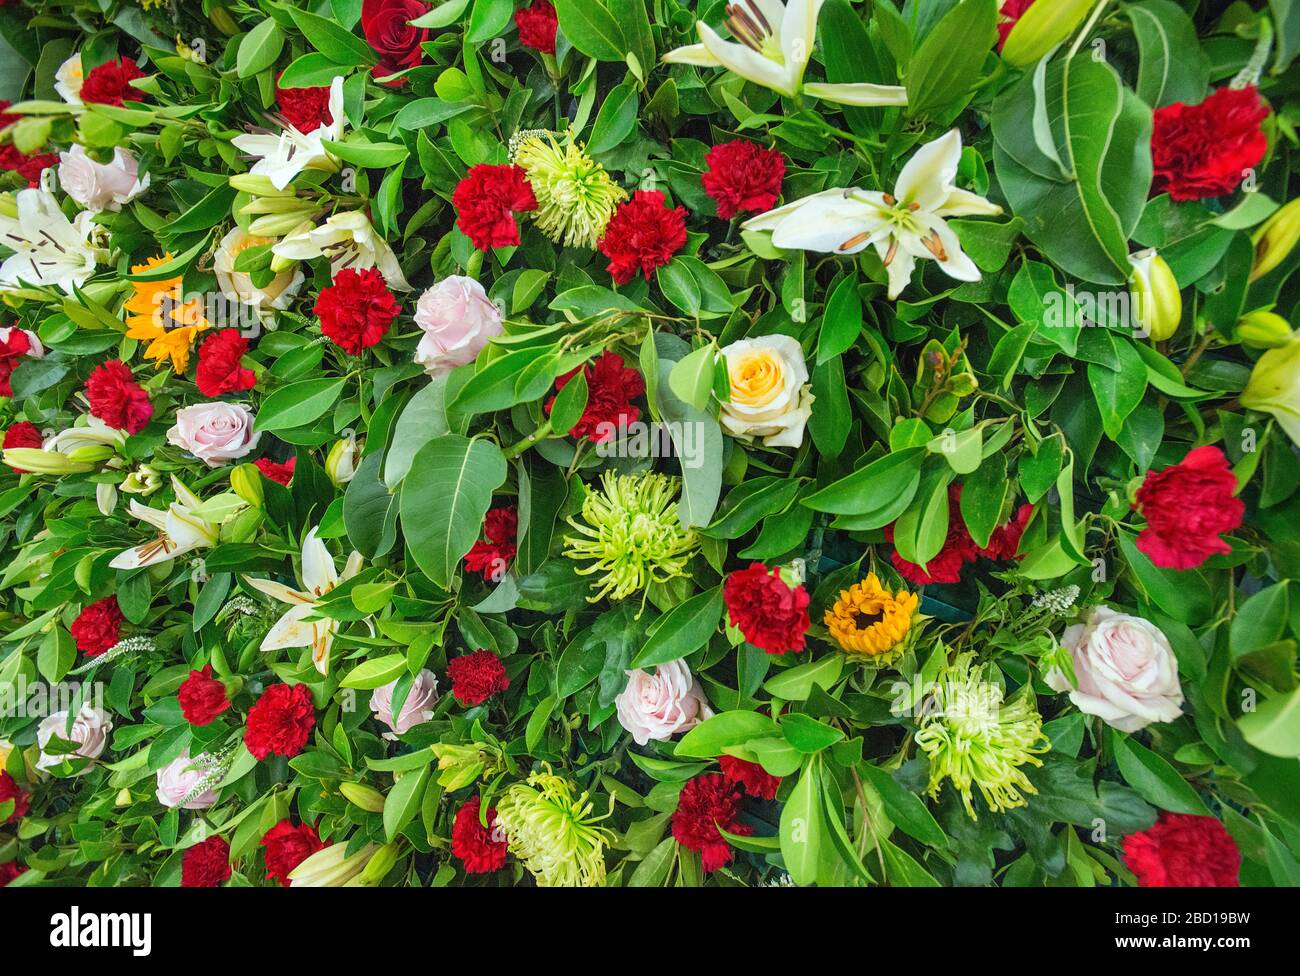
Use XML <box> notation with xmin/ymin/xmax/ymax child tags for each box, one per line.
<box><xmin>1129</xmin><ymin>249</ymin><xmax>1182</xmax><ymax>342</ymax></box>
<box><xmin>1001</xmin><ymin>0</ymin><xmax>1100</xmax><ymax>68</ymax></box>
<box><xmin>249</xmin><ymin>211</ymin><xmax>316</xmax><ymax>237</ymax></box>
<box><xmin>1238</xmin><ymin>310</ymin><xmax>1293</xmax><ymax>349</ymax></box>
<box><xmin>228</xmin><ymin>174</ymin><xmax>292</xmax><ymax>196</ymax></box>
<box><xmin>359</xmin><ymin>843</ymin><xmax>400</xmax><ymax>885</ymax></box>
<box><xmin>1251</xmin><ymin>199</ymin><xmax>1300</xmax><ymax>282</ymax></box>
<box><xmin>339</xmin><ymin>782</ymin><xmax>387</xmax><ymax>813</ymax></box>
<box><xmin>230</xmin><ymin>463</ymin><xmax>264</xmax><ymax>507</ymax></box>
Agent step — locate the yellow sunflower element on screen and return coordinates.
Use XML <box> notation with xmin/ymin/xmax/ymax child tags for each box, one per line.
<box><xmin>124</xmin><ymin>254</ymin><xmax>209</xmax><ymax>372</ymax></box>
<box><xmin>824</xmin><ymin>572</ymin><xmax>919</xmax><ymax>658</ymax></box>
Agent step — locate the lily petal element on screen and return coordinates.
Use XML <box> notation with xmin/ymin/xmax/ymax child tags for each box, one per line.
<box><xmin>699</xmin><ymin>22</ymin><xmax>793</xmax><ymax>95</ymax></box>
<box><xmin>300</xmin><ymin>527</ymin><xmax>338</xmax><ymax>595</ymax></box>
<box><xmin>936</xmin><ymin>188</ymin><xmax>1003</xmax><ymax>218</ymax></box>
<box><xmin>260</xmin><ymin>602</ymin><xmax>318</xmax><ymax>652</ymax></box>
<box><xmin>661</xmin><ymin>42</ymin><xmax>722</xmax><ymax>67</ymax></box>
<box><xmin>244</xmin><ymin>576</ymin><xmax>313</xmax><ymax>606</ymax></box>
<box><xmin>780</xmin><ymin>0</ymin><xmax>822</xmax><ymax>84</ymax></box>
<box><xmin>769</xmin><ymin>195</ymin><xmax>886</xmax><ymax>254</ymax></box>
<box><xmin>875</xmin><ymin>238</ymin><xmax>918</xmax><ymax>300</ymax></box>
<box><xmin>803</xmin><ymin>82</ymin><xmax>909</xmax><ymax>107</ymax></box>
<box><xmin>895</xmin><ymin>129</ymin><xmax>963</xmax><ymax>212</ymax></box>
<box><xmin>741</xmin><ymin>188</ymin><xmax>857</xmax><ymax>233</ymax></box>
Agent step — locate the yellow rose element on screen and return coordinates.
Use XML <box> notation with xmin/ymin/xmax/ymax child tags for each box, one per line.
<box><xmin>214</xmin><ymin>226</ymin><xmax>304</xmax><ymax>312</ymax></box>
<box><xmin>718</xmin><ymin>335</ymin><xmax>814</xmax><ymax>448</ymax></box>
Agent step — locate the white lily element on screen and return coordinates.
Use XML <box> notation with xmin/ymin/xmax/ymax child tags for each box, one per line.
<box><xmin>0</xmin><ymin>188</ymin><xmax>98</xmax><ymax>294</ymax></box>
<box><xmin>271</xmin><ymin>209</ymin><xmax>410</xmax><ymax>290</ymax></box>
<box><xmin>43</xmin><ymin>416</ymin><xmax>127</xmax><ymax>454</ymax></box>
<box><xmin>743</xmin><ymin>129</ymin><xmax>1001</xmax><ymax>299</ymax></box>
<box><xmin>289</xmin><ymin>842</ymin><xmax>377</xmax><ymax>887</ymax></box>
<box><xmin>663</xmin><ymin>0</ymin><xmax>907</xmax><ymax>107</ymax></box>
<box><xmin>243</xmin><ymin>526</ymin><xmax>363</xmax><ymax>675</ymax></box>
<box><xmin>110</xmin><ymin>476</ymin><xmax>221</xmax><ymax>570</ymax></box>
<box><xmin>231</xmin><ymin>77</ymin><xmax>345</xmax><ymax>191</ymax></box>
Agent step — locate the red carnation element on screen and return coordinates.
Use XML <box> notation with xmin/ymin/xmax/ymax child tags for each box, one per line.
<box><xmin>255</xmin><ymin>456</ymin><xmax>296</xmax><ymax>486</ymax></box>
<box><xmin>0</xmin><ymin>144</ymin><xmax>58</xmax><ymax>187</ymax></box>
<box><xmin>244</xmin><ymin>683</ymin><xmax>316</xmax><ymax>761</ymax></box>
<box><xmin>1123</xmin><ymin>812</ymin><xmax>1240</xmax><ymax>887</ymax></box>
<box><xmin>977</xmin><ymin>503</ymin><xmax>1034</xmax><ymax>561</ymax></box>
<box><xmin>0</xmin><ymin>100</ymin><xmax>19</xmax><ymax>129</ymax></box>
<box><xmin>85</xmin><ymin>359</ymin><xmax>153</xmax><ymax>434</ymax></box>
<box><xmin>1134</xmin><ymin>446</ymin><xmax>1244</xmax><ymax>570</ymax></box>
<box><xmin>723</xmin><ymin>563</ymin><xmax>810</xmax><ymax>655</ymax></box>
<box><xmin>996</xmin><ymin>0</ymin><xmax>1034</xmax><ymax>49</ymax></box>
<box><xmin>181</xmin><ymin>835</ymin><xmax>231</xmax><ymax>888</ymax></box>
<box><xmin>886</xmin><ymin>485</ymin><xmax>978</xmax><ymax>585</ymax></box>
<box><xmin>275</xmin><ymin>77</ymin><xmax>333</xmax><ymax>133</ymax></box>
<box><xmin>178</xmin><ymin>664</ymin><xmax>232</xmax><ymax>726</ymax></box>
<box><xmin>1151</xmin><ymin>87</ymin><xmax>1269</xmax><ymax>201</ymax></box>
<box><xmin>195</xmin><ymin>329</ymin><xmax>256</xmax><ymax>397</ymax></box>
<box><xmin>0</xmin><ymin>771</ymin><xmax>29</xmax><ymax>824</ymax></box>
<box><xmin>451</xmin><ymin>797</ymin><xmax>508</xmax><ymax>873</ymax></box>
<box><xmin>70</xmin><ymin>595</ymin><xmax>123</xmax><ymax>658</ymax></box>
<box><xmin>453</xmin><ymin>164</ymin><xmax>537</xmax><ymax>251</ymax></box>
<box><xmin>0</xmin><ymin>328</ymin><xmax>35</xmax><ymax>398</ymax></box>
<box><xmin>545</xmin><ymin>351</ymin><xmax>645</xmax><ymax>442</ymax></box>
<box><xmin>0</xmin><ymin>860</ymin><xmax>25</xmax><ymax>886</ymax></box>
<box><xmin>515</xmin><ymin>0</ymin><xmax>558</xmax><ymax>54</ymax></box>
<box><xmin>464</xmin><ymin>506</ymin><xmax>517</xmax><ymax>580</ymax></box>
<box><xmin>702</xmin><ymin>140</ymin><xmax>785</xmax><ymax>220</ymax></box>
<box><xmin>4</xmin><ymin>421</ymin><xmax>43</xmax><ymax>472</ymax></box>
<box><xmin>261</xmin><ymin>819</ymin><xmax>327</xmax><ymax>886</ymax></box>
<box><xmin>314</xmin><ymin>267</ymin><xmax>401</xmax><ymax>355</ymax></box>
<box><xmin>446</xmin><ymin>650</ymin><xmax>509</xmax><ymax>706</ymax></box>
<box><xmin>672</xmin><ymin>773</ymin><xmax>752</xmax><ymax>873</ymax></box>
<box><xmin>79</xmin><ymin>57</ymin><xmax>147</xmax><ymax>107</ymax></box>
<box><xmin>362</xmin><ymin>0</ymin><xmax>430</xmax><ymax>84</ymax></box>
<box><xmin>719</xmin><ymin>755</ymin><xmax>781</xmax><ymax>801</ymax></box>
<box><xmin>598</xmin><ymin>190</ymin><xmax>688</xmax><ymax>285</ymax></box>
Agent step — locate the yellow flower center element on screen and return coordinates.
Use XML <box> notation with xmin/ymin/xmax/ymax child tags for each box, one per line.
<box><xmin>729</xmin><ymin>350</ymin><xmax>784</xmax><ymax>407</ymax></box>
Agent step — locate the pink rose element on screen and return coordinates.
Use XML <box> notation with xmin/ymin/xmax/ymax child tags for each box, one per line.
<box><xmin>412</xmin><ymin>275</ymin><xmax>503</xmax><ymax>374</ymax></box>
<box><xmin>35</xmin><ymin>704</ymin><xmax>112</xmax><ymax>774</ymax></box>
<box><xmin>167</xmin><ymin>401</ymin><xmax>260</xmax><ymax>467</ymax></box>
<box><xmin>155</xmin><ymin>750</ymin><xmax>219</xmax><ymax>809</ymax></box>
<box><xmin>615</xmin><ymin>659</ymin><xmax>713</xmax><ymax>746</ymax></box>
<box><xmin>369</xmin><ymin>668</ymin><xmax>439</xmax><ymax>740</ymax></box>
<box><xmin>57</xmin><ymin>145</ymin><xmax>148</xmax><ymax>212</ymax></box>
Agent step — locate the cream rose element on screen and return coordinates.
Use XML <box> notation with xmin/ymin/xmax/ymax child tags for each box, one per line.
<box><xmin>214</xmin><ymin>226</ymin><xmax>304</xmax><ymax>311</ymax></box>
<box><xmin>1045</xmin><ymin>606</ymin><xmax>1184</xmax><ymax>733</ymax></box>
<box><xmin>167</xmin><ymin>402</ymin><xmax>260</xmax><ymax>467</ymax></box>
<box><xmin>370</xmin><ymin>669</ymin><xmax>439</xmax><ymax>740</ymax></box>
<box><xmin>615</xmin><ymin>659</ymin><xmax>713</xmax><ymax>746</ymax></box>
<box><xmin>412</xmin><ymin>275</ymin><xmax>504</xmax><ymax>374</ymax></box>
<box><xmin>55</xmin><ymin>53</ymin><xmax>84</xmax><ymax>104</ymax></box>
<box><xmin>35</xmin><ymin>704</ymin><xmax>112</xmax><ymax>774</ymax></box>
<box><xmin>155</xmin><ymin>750</ymin><xmax>218</xmax><ymax>809</ymax></box>
<box><xmin>718</xmin><ymin>335</ymin><xmax>814</xmax><ymax>448</ymax></box>
<box><xmin>57</xmin><ymin>146</ymin><xmax>149</xmax><ymax>212</ymax></box>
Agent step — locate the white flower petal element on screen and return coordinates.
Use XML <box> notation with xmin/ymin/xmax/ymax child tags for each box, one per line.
<box><xmin>894</xmin><ymin>129</ymin><xmax>963</xmax><ymax>212</ymax></box>
<box><xmin>699</xmin><ymin>22</ymin><xmax>793</xmax><ymax>94</ymax></box>
<box><xmin>802</xmin><ymin>82</ymin><xmax>909</xmax><ymax>107</ymax></box>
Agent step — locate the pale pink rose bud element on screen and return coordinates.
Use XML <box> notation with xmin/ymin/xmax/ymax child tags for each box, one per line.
<box><xmin>615</xmin><ymin>659</ymin><xmax>713</xmax><ymax>746</ymax></box>
<box><xmin>35</xmin><ymin>704</ymin><xmax>112</xmax><ymax>775</ymax></box>
<box><xmin>369</xmin><ymin>669</ymin><xmax>439</xmax><ymax>740</ymax></box>
<box><xmin>155</xmin><ymin>750</ymin><xmax>219</xmax><ymax>809</ymax></box>
<box><xmin>57</xmin><ymin>146</ymin><xmax>148</xmax><ymax>212</ymax></box>
<box><xmin>167</xmin><ymin>402</ymin><xmax>260</xmax><ymax>467</ymax></box>
<box><xmin>412</xmin><ymin>275</ymin><xmax>504</xmax><ymax>374</ymax></box>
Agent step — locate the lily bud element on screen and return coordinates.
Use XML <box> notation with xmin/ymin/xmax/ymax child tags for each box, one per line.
<box><xmin>249</xmin><ymin>211</ymin><xmax>317</xmax><ymax>237</ymax></box>
<box><xmin>326</xmin><ymin>434</ymin><xmax>358</xmax><ymax>486</ymax></box>
<box><xmin>96</xmin><ymin>482</ymin><xmax>117</xmax><ymax>516</ymax></box>
<box><xmin>339</xmin><ymin>782</ymin><xmax>387</xmax><ymax>813</ymax></box>
<box><xmin>0</xmin><ymin>193</ymin><xmax>16</xmax><ymax>219</ymax></box>
<box><xmin>269</xmin><ymin>220</ymin><xmax>315</xmax><ymax>272</ymax></box>
<box><xmin>1241</xmin><ymin>334</ymin><xmax>1300</xmax><ymax>447</ymax></box>
<box><xmin>1237</xmin><ymin>310</ymin><xmax>1293</xmax><ymax>349</ymax></box>
<box><xmin>239</xmin><ymin>195</ymin><xmax>317</xmax><ymax>216</ymax></box>
<box><xmin>359</xmin><ymin>843</ymin><xmax>400</xmax><ymax>885</ymax></box>
<box><xmin>1001</xmin><ymin>0</ymin><xmax>1100</xmax><ymax>67</ymax></box>
<box><xmin>121</xmin><ymin>464</ymin><xmax>162</xmax><ymax>495</ymax></box>
<box><xmin>1129</xmin><ymin>248</ymin><xmax>1182</xmax><ymax>341</ymax></box>
<box><xmin>115</xmin><ymin>788</ymin><xmax>133</xmax><ymax>807</ymax></box>
<box><xmin>228</xmin><ymin>174</ymin><xmax>293</xmax><ymax>196</ymax></box>
<box><xmin>67</xmin><ymin>444</ymin><xmax>115</xmax><ymax>466</ymax></box>
<box><xmin>230</xmin><ymin>463</ymin><xmax>264</xmax><ymax>507</ymax></box>
<box><xmin>208</xmin><ymin>5</ymin><xmax>239</xmax><ymax>36</ymax></box>
<box><xmin>1251</xmin><ymin>199</ymin><xmax>1300</xmax><ymax>282</ymax></box>
<box><xmin>3</xmin><ymin>448</ymin><xmax>94</xmax><ymax>475</ymax></box>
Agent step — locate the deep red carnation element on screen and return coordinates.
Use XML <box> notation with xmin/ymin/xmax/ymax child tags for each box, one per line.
<box><xmin>255</xmin><ymin>456</ymin><xmax>296</xmax><ymax>486</ymax></box>
<box><xmin>0</xmin><ymin>860</ymin><xmax>25</xmax><ymax>886</ymax></box>
<box><xmin>1134</xmin><ymin>446</ymin><xmax>1244</xmax><ymax>570</ymax></box>
<box><xmin>261</xmin><ymin>819</ymin><xmax>327</xmax><ymax>886</ymax></box>
<box><xmin>0</xmin><ymin>144</ymin><xmax>58</xmax><ymax>187</ymax></box>
<box><xmin>598</xmin><ymin>190</ymin><xmax>688</xmax><ymax>285</ymax></box>
<box><xmin>672</xmin><ymin>773</ymin><xmax>751</xmax><ymax>872</ymax></box>
<box><xmin>977</xmin><ymin>503</ymin><xmax>1034</xmax><ymax>561</ymax></box>
<box><xmin>702</xmin><ymin>140</ymin><xmax>785</xmax><ymax>220</ymax></box>
<box><xmin>446</xmin><ymin>650</ymin><xmax>509</xmax><ymax>706</ymax></box>
<box><xmin>451</xmin><ymin>797</ymin><xmax>508</xmax><ymax>873</ymax></box>
<box><xmin>515</xmin><ymin>0</ymin><xmax>558</xmax><ymax>54</ymax></box>
<box><xmin>0</xmin><ymin>328</ymin><xmax>34</xmax><ymax>398</ymax></box>
<box><xmin>996</xmin><ymin>0</ymin><xmax>1034</xmax><ymax>49</ymax></box>
<box><xmin>244</xmin><ymin>683</ymin><xmax>316</xmax><ymax>761</ymax></box>
<box><xmin>1151</xmin><ymin>87</ymin><xmax>1269</xmax><ymax>201</ymax></box>
<box><xmin>275</xmin><ymin>77</ymin><xmax>333</xmax><ymax>133</ymax></box>
<box><xmin>314</xmin><ymin>267</ymin><xmax>402</xmax><ymax>355</ymax></box>
<box><xmin>362</xmin><ymin>0</ymin><xmax>430</xmax><ymax>85</ymax></box>
<box><xmin>886</xmin><ymin>485</ymin><xmax>978</xmax><ymax>585</ymax></box>
<box><xmin>4</xmin><ymin>421</ymin><xmax>43</xmax><ymax>472</ymax></box>
<box><xmin>545</xmin><ymin>351</ymin><xmax>645</xmax><ymax>442</ymax></box>
<box><xmin>181</xmin><ymin>835</ymin><xmax>231</xmax><ymax>888</ymax></box>
<box><xmin>453</xmin><ymin>164</ymin><xmax>537</xmax><ymax>251</ymax></box>
<box><xmin>719</xmin><ymin>755</ymin><xmax>781</xmax><ymax>801</ymax></box>
<box><xmin>1123</xmin><ymin>812</ymin><xmax>1240</xmax><ymax>887</ymax></box>
<box><xmin>85</xmin><ymin>359</ymin><xmax>153</xmax><ymax>434</ymax></box>
<box><xmin>464</xmin><ymin>506</ymin><xmax>517</xmax><ymax>579</ymax></box>
<box><xmin>0</xmin><ymin>100</ymin><xmax>19</xmax><ymax>130</ymax></box>
<box><xmin>178</xmin><ymin>664</ymin><xmax>232</xmax><ymax>726</ymax></box>
<box><xmin>79</xmin><ymin>57</ymin><xmax>147</xmax><ymax>107</ymax></box>
<box><xmin>70</xmin><ymin>595</ymin><xmax>123</xmax><ymax>657</ymax></box>
<box><xmin>0</xmin><ymin>770</ymin><xmax>29</xmax><ymax>824</ymax></box>
<box><xmin>723</xmin><ymin>563</ymin><xmax>810</xmax><ymax>655</ymax></box>
<box><xmin>195</xmin><ymin>328</ymin><xmax>256</xmax><ymax>397</ymax></box>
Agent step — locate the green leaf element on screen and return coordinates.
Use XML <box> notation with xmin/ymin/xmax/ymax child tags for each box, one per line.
<box><xmin>779</xmin><ymin>758</ymin><xmax>824</xmax><ymax>886</ymax></box>
<box><xmin>236</xmin><ymin>19</ymin><xmax>285</xmax><ymax>79</ymax></box>
<box><xmin>384</xmin><ymin>765</ymin><xmax>430</xmax><ymax>842</ymax></box>
<box><xmin>552</xmin><ymin>0</ymin><xmax>627</xmax><ymax>61</ymax></box>
<box><xmin>803</xmin><ymin>448</ymin><xmax>923</xmax><ymax>518</ymax></box>
<box><xmin>781</xmin><ymin>713</ymin><xmax>845</xmax><ymax>753</ymax></box>
<box><xmin>667</xmin><ymin>343</ymin><xmax>716</xmax><ymax>411</ymax></box>
<box><xmin>1126</xmin><ymin>0</ymin><xmax>1209</xmax><ymax>107</ymax></box>
<box><xmin>817</xmin><ymin>274</ymin><xmax>863</xmax><ymax>364</ymax></box>
<box><xmin>1231</xmin><ymin>583</ymin><xmax>1290</xmax><ymax>657</ymax></box>
<box><xmin>675</xmin><ymin>710</ymin><xmax>780</xmax><ymax>758</ymax></box>
<box><xmin>905</xmin><ymin>0</ymin><xmax>997</xmax><ymax>118</ymax></box>
<box><xmin>859</xmin><ymin>765</ymin><xmax>948</xmax><ymax>848</ymax></box>
<box><xmin>548</xmin><ymin>369</ymin><xmax>588</xmax><ymax>435</ymax></box>
<box><xmin>1238</xmin><ymin>688</ymin><xmax>1300</xmax><ymax>758</ymax></box>
<box><xmin>588</xmin><ymin>81</ymin><xmax>638</xmax><ymax>154</ymax></box>
<box><xmin>320</xmin><ymin>139</ymin><xmax>409</xmax><ymax>168</ymax></box>
<box><xmin>255</xmin><ymin>378</ymin><xmax>346</xmax><ymax>432</ymax></box>
<box><xmin>286</xmin><ymin>6</ymin><xmax>377</xmax><ymax>66</ymax></box>
<box><xmin>1111</xmin><ymin>733</ymin><xmax>1211</xmax><ymax>816</ymax></box>
<box><xmin>341</xmin><ymin>653</ymin><xmax>408</xmax><ymax>690</ymax></box>
<box><xmin>763</xmin><ymin>655</ymin><xmax>843</xmax><ymax>701</ymax></box>
<box><xmin>467</xmin><ymin>0</ymin><xmax>515</xmax><ymax>43</ymax></box>
<box><xmin>632</xmin><ymin>586</ymin><xmax>723</xmax><ymax>669</ymax></box>
<box><xmin>628</xmin><ymin>836</ymin><xmax>677</xmax><ymax>887</ymax></box>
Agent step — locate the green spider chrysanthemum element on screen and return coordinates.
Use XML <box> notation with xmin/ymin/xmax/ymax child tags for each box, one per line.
<box><xmin>914</xmin><ymin>653</ymin><xmax>1050</xmax><ymax>819</ymax></box>
<box><xmin>510</xmin><ymin>129</ymin><xmax>627</xmax><ymax>249</ymax></box>
<box><xmin>563</xmin><ymin>470</ymin><xmax>698</xmax><ymax>605</ymax></box>
<box><xmin>493</xmin><ymin>766</ymin><xmax>615</xmax><ymax>887</ymax></box>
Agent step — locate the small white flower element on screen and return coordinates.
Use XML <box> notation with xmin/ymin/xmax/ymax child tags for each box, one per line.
<box><xmin>272</xmin><ymin>209</ymin><xmax>410</xmax><ymax>290</ymax></box>
<box><xmin>0</xmin><ymin>188</ymin><xmax>98</xmax><ymax>294</ymax></box>
<box><xmin>231</xmin><ymin>77</ymin><xmax>345</xmax><ymax>191</ymax></box>
<box><xmin>110</xmin><ymin>476</ymin><xmax>220</xmax><ymax>570</ymax></box>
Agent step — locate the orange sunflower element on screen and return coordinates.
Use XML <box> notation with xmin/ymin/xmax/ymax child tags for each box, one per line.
<box><xmin>824</xmin><ymin>572</ymin><xmax>919</xmax><ymax>658</ymax></box>
<box><xmin>124</xmin><ymin>254</ymin><xmax>209</xmax><ymax>372</ymax></box>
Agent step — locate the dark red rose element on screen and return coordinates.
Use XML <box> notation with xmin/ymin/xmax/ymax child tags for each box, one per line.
<box><xmin>178</xmin><ymin>664</ymin><xmax>232</xmax><ymax>726</ymax></box>
<box><xmin>0</xmin><ymin>771</ymin><xmax>29</xmax><ymax>824</ymax></box>
<box><xmin>255</xmin><ymin>456</ymin><xmax>296</xmax><ymax>486</ymax></box>
<box><xmin>977</xmin><ymin>503</ymin><xmax>1034</xmax><ymax>561</ymax></box>
<box><xmin>598</xmin><ymin>190</ymin><xmax>688</xmax><ymax>285</ymax></box>
<box><xmin>244</xmin><ymin>683</ymin><xmax>316</xmax><ymax>760</ymax></box>
<box><xmin>996</xmin><ymin>0</ymin><xmax>1034</xmax><ymax>49</ymax></box>
<box><xmin>1151</xmin><ymin>87</ymin><xmax>1269</xmax><ymax>201</ymax></box>
<box><xmin>886</xmin><ymin>485</ymin><xmax>978</xmax><ymax>585</ymax></box>
<box><xmin>702</xmin><ymin>140</ymin><xmax>785</xmax><ymax>220</ymax></box>
<box><xmin>1134</xmin><ymin>446</ymin><xmax>1244</xmax><ymax>570</ymax></box>
<box><xmin>195</xmin><ymin>329</ymin><xmax>256</xmax><ymax>397</ymax></box>
<box><xmin>463</xmin><ymin>506</ymin><xmax>517</xmax><ymax>579</ymax></box>
<box><xmin>451</xmin><ymin>797</ymin><xmax>508</xmax><ymax>873</ymax></box>
<box><xmin>1123</xmin><ymin>812</ymin><xmax>1240</xmax><ymax>887</ymax></box>
<box><xmin>313</xmin><ymin>267</ymin><xmax>402</xmax><ymax>355</ymax></box>
<box><xmin>275</xmin><ymin>77</ymin><xmax>333</xmax><ymax>133</ymax></box>
<box><xmin>181</xmin><ymin>835</ymin><xmax>231</xmax><ymax>888</ymax></box>
<box><xmin>79</xmin><ymin>57</ymin><xmax>147</xmax><ymax>107</ymax></box>
<box><xmin>0</xmin><ymin>144</ymin><xmax>58</xmax><ymax>187</ymax></box>
<box><xmin>452</xmin><ymin>164</ymin><xmax>538</xmax><ymax>251</ymax></box>
<box><xmin>0</xmin><ymin>860</ymin><xmax>25</xmax><ymax>886</ymax></box>
<box><xmin>672</xmin><ymin>773</ymin><xmax>751</xmax><ymax>872</ymax></box>
<box><xmin>70</xmin><ymin>595</ymin><xmax>123</xmax><ymax>657</ymax></box>
<box><xmin>85</xmin><ymin>359</ymin><xmax>153</xmax><ymax>434</ymax></box>
<box><xmin>514</xmin><ymin>0</ymin><xmax>558</xmax><ymax>54</ymax></box>
<box><xmin>4</xmin><ymin>421</ymin><xmax>43</xmax><ymax>472</ymax></box>
<box><xmin>362</xmin><ymin>0</ymin><xmax>430</xmax><ymax>85</ymax></box>
<box><xmin>446</xmin><ymin>650</ymin><xmax>509</xmax><ymax>706</ymax></box>
<box><xmin>261</xmin><ymin>819</ymin><xmax>327</xmax><ymax>886</ymax></box>
<box><xmin>723</xmin><ymin>563</ymin><xmax>810</xmax><ymax>655</ymax></box>
<box><xmin>719</xmin><ymin>755</ymin><xmax>781</xmax><ymax>801</ymax></box>
<box><xmin>545</xmin><ymin>351</ymin><xmax>645</xmax><ymax>442</ymax></box>
<box><xmin>0</xmin><ymin>328</ymin><xmax>34</xmax><ymax>398</ymax></box>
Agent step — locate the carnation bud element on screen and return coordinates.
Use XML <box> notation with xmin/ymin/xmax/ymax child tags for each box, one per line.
<box><xmin>1251</xmin><ymin>199</ymin><xmax>1300</xmax><ymax>282</ymax></box>
<box><xmin>325</xmin><ymin>434</ymin><xmax>358</xmax><ymax>487</ymax></box>
<box><xmin>1001</xmin><ymin>0</ymin><xmax>1101</xmax><ymax>68</ymax></box>
<box><xmin>339</xmin><ymin>782</ymin><xmax>387</xmax><ymax>813</ymax></box>
<box><xmin>1237</xmin><ymin>309</ymin><xmax>1293</xmax><ymax>349</ymax></box>
<box><xmin>1129</xmin><ymin>248</ymin><xmax>1181</xmax><ymax>341</ymax></box>
<box><xmin>230</xmin><ymin>463</ymin><xmax>264</xmax><ymax>507</ymax></box>
<box><xmin>359</xmin><ymin>843</ymin><xmax>400</xmax><ymax>885</ymax></box>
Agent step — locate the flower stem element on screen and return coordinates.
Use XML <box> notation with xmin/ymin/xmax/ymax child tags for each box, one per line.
<box><xmin>502</xmin><ymin>420</ymin><xmax>553</xmax><ymax>459</ymax></box>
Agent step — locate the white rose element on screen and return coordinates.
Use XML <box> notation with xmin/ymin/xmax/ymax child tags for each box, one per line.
<box><xmin>370</xmin><ymin>669</ymin><xmax>439</xmax><ymax>740</ymax></box>
<box><xmin>718</xmin><ymin>335</ymin><xmax>814</xmax><ymax>448</ymax></box>
<box><xmin>213</xmin><ymin>226</ymin><xmax>304</xmax><ymax>311</ymax></box>
<box><xmin>615</xmin><ymin>659</ymin><xmax>713</xmax><ymax>746</ymax></box>
<box><xmin>1045</xmin><ymin>605</ymin><xmax>1184</xmax><ymax>733</ymax></box>
<box><xmin>167</xmin><ymin>402</ymin><xmax>260</xmax><ymax>467</ymax></box>
<box><xmin>36</xmin><ymin>704</ymin><xmax>112</xmax><ymax>774</ymax></box>
<box><xmin>54</xmin><ymin>53</ymin><xmax>84</xmax><ymax>105</ymax></box>
<box><xmin>155</xmin><ymin>750</ymin><xmax>218</xmax><ymax>809</ymax></box>
<box><xmin>412</xmin><ymin>276</ymin><xmax>504</xmax><ymax>374</ymax></box>
<box><xmin>57</xmin><ymin>146</ymin><xmax>149</xmax><ymax>212</ymax></box>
